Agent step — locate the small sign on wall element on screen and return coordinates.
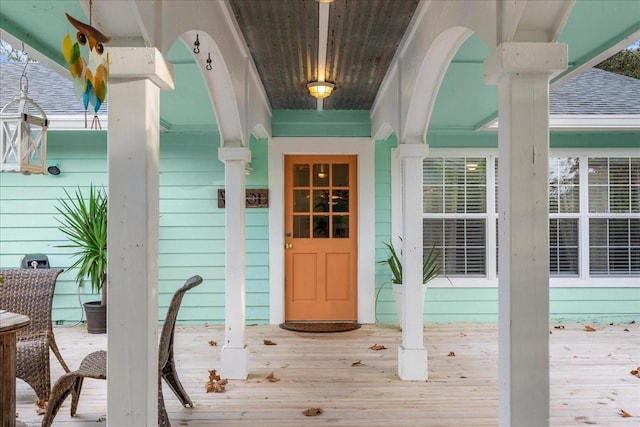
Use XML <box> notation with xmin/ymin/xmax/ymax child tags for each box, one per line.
<box><xmin>218</xmin><ymin>189</ymin><xmax>269</xmax><ymax>208</ymax></box>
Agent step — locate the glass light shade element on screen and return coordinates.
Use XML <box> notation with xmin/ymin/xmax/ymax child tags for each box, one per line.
<box><xmin>307</xmin><ymin>81</ymin><xmax>335</xmax><ymax>99</ymax></box>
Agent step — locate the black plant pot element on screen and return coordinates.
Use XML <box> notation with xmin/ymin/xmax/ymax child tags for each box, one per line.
<box><xmin>83</xmin><ymin>301</ymin><xmax>107</xmax><ymax>334</ymax></box>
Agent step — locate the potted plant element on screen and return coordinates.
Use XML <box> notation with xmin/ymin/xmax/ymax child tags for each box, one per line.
<box><xmin>377</xmin><ymin>239</ymin><xmax>443</xmax><ymax>328</ymax></box>
<box><xmin>55</xmin><ymin>185</ymin><xmax>107</xmax><ymax>334</ymax></box>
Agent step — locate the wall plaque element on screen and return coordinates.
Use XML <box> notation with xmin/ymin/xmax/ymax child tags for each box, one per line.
<box><xmin>218</xmin><ymin>189</ymin><xmax>269</xmax><ymax>208</ymax></box>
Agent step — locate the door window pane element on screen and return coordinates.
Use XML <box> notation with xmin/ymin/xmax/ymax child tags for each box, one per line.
<box><xmin>313</xmin><ymin>215</ymin><xmax>329</xmax><ymax>238</ymax></box>
<box><xmin>333</xmin><ymin>215</ymin><xmax>349</xmax><ymax>238</ymax></box>
<box><xmin>293</xmin><ymin>190</ymin><xmax>310</xmax><ymax>212</ymax></box>
<box><xmin>313</xmin><ymin>164</ymin><xmax>330</xmax><ymax>186</ymax></box>
<box><xmin>293</xmin><ymin>216</ymin><xmax>309</xmax><ymax>238</ymax></box>
<box><xmin>294</xmin><ymin>164</ymin><xmax>310</xmax><ymax>187</ymax></box>
<box><xmin>332</xmin><ymin>190</ymin><xmax>349</xmax><ymax>212</ymax></box>
<box><xmin>313</xmin><ymin>190</ymin><xmax>330</xmax><ymax>212</ymax></box>
<box><xmin>332</xmin><ymin>164</ymin><xmax>349</xmax><ymax>187</ymax></box>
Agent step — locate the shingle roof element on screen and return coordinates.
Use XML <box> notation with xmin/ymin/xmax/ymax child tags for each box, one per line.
<box><xmin>1</xmin><ymin>62</ymin><xmax>638</xmax><ymax>119</ymax></box>
<box><xmin>550</xmin><ymin>68</ymin><xmax>640</xmax><ymax>115</ymax></box>
<box><xmin>0</xmin><ymin>62</ymin><xmax>108</xmax><ymax>116</ymax></box>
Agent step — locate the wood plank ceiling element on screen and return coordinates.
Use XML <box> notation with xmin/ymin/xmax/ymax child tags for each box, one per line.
<box><xmin>227</xmin><ymin>0</ymin><xmax>420</xmax><ymax>110</ymax></box>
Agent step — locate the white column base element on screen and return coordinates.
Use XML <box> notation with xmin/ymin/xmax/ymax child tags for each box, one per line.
<box><xmin>397</xmin><ymin>345</ymin><xmax>428</xmax><ymax>381</ymax></box>
<box><xmin>220</xmin><ymin>345</ymin><xmax>248</xmax><ymax>379</ymax></box>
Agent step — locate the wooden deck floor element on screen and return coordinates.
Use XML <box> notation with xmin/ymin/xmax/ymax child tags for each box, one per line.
<box><xmin>15</xmin><ymin>322</ymin><xmax>640</xmax><ymax>426</ymax></box>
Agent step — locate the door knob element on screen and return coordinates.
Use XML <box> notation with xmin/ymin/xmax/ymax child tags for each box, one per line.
<box><xmin>285</xmin><ymin>243</ymin><xmax>293</xmax><ymax>249</ymax></box>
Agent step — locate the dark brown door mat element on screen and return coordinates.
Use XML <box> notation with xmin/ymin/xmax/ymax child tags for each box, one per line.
<box><xmin>279</xmin><ymin>322</ymin><xmax>361</xmax><ymax>333</ymax></box>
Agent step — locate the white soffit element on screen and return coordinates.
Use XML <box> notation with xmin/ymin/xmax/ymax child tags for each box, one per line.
<box><xmin>482</xmin><ymin>115</ymin><xmax>640</xmax><ymax>131</ymax></box>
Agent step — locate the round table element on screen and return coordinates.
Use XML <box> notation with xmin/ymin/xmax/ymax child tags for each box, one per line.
<box><xmin>0</xmin><ymin>310</ymin><xmax>30</xmax><ymax>427</ymax></box>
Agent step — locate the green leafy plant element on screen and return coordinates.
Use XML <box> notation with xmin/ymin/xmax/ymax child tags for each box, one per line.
<box><xmin>379</xmin><ymin>240</ymin><xmax>442</xmax><ymax>285</ymax></box>
<box><xmin>375</xmin><ymin>239</ymin><xmax>444</xmax><ymax>321</ymax></box>
<box><xmin>55</xmin><ymin>185</ymin><xmax>107</xmax><ymax>306</ymax></box>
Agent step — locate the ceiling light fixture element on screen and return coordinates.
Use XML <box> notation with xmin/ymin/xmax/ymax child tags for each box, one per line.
<box><xmin>307</xmin><ymin>81</ymin><xmax>335</xmax><ymax>99</ymax></box>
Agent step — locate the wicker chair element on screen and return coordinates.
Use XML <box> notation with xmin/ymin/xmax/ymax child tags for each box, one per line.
<box><xmin>41</xmin><ymin>275</ymin><xmax>203</xmax><ymax>427</ymax></box>
<box><xmin>0</xmin><ymin>268</ymin><xmax>70</xmax><ymax>403</ymax></box>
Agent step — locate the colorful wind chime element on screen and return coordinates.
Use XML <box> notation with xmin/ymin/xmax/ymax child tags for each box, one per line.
<box><xmin>62</xmin><ymin>2</ymin><xmax>110</xmax><ymax>129</ymax></box>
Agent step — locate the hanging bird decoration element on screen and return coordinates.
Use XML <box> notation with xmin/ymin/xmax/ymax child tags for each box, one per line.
<box><xmin>62</xmin><ymin>12</ymin><xmax>110</xmax><ymax>128</ymax></box>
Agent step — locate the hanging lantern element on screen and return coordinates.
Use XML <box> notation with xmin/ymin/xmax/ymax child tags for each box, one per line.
<box><xmin>0</xmin><ymin>76</ymin><xmax>49</xmax><ymax>175</ymax></box>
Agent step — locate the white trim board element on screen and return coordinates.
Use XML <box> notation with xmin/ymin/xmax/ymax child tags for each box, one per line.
<box><xmin>482</xmin><ymin>115</ymin><xmax>640</xmax><ymax>131</ymax></box>
<box><xmin>267</xmin><ymin>137</ymin><xmax>376</xmax><ymax>324</ymax></box>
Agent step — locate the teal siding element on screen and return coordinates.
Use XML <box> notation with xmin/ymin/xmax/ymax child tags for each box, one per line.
<box><xmin>1</xmin><ymin>130</ymin><xmax>637</xmax><ymax>326</ymax></box>
<box><xmin>272</xmin><ymin>110</ymin><xmax>371</xmax><ymax>137</ymax></box>
<box><xmin>375</xmin><ymin>287</ymin><xmax>640</xmax><ymax>324</ymax></box>
<box><xmin>374</xmin><ymin>135</ymin><xmax>396</xmax><ymax>322</ymax></box>
<box><xmin>0</xmin><ymin>130</ymin><xmax>271</xmax><ymax>325</ymax></box>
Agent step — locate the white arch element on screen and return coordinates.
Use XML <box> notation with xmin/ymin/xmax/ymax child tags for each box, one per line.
<box><xmin>403</xmin><ymin>27</ymin><xmax>474</xmax><ymax>144</ymax></box>
<box><xmin>371</xmin><ymin>0</ymin><xmax>496</xmax><ymax>143</ymax></box>
<box><xmin>160</xmin><ymin>1</ymin><xmax>271</xmax><ymax>147</ymax></box>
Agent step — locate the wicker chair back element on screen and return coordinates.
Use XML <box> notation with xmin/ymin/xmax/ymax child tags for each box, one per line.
<box><xmin>0</xmin><ymin>268</ymin><xmax>69</xmax><ymax>402</ymax></box>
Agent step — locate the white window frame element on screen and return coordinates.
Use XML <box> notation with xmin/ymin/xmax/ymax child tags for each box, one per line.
<box><xmin>415</xmin><ymin>147</ymin><xmax>639</xmax><ymax>288</ymax></box>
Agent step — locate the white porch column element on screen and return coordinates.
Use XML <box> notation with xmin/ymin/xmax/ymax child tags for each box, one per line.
<box><xmin>397</xmin><ymin>142</ymin><xmax>429</xmax><ymax>381</ymax></box>
<box><xmin>218</xmin><ymin>146</ymin><xmax>251</xmax><ymax>379</ymax></box>
<box><xmin>107</xmin><ymin>48</ymin><xmax>173</xmax><ymax>426</ymax></box>
<box><xmin>485</xmin><ymin>42</ymin><xmax>567</xmax><ymax>426</ymax></box>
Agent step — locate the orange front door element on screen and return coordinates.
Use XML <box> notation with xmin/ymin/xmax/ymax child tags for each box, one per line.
<box><xmin>284</xmin><ymin>155</ymin><xmax>358</xmax><ymax>321</ymax></box>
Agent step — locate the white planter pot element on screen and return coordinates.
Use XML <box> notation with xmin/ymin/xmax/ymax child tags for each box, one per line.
<box><xmin>392</xmin><ymin>283</ymin><xmax>427</xmax><ymax>329</ymax></box>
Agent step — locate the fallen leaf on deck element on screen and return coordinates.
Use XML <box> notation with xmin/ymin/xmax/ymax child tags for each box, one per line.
<box><xmin>266</xmin><ymin>372</ymin><xmax>280</xmax><ymax>382</ymax></box>
<box><xmin>208</xmin><ymin>340</ymin><xmax>217</xmax><ymax>346</ymax></box>
<box><xmin>619</xmin><ymin>409</ymin><xmax>632</xmax><ymax>418</ymax></box>
<box><xmin>205</xmin><ymin>369</ymin><xmax>228</xmax><ymax>393</ymax></box>
<box><xmin>624</xmin><ymin>328</ymin><xmax>630</xmax><ymax>332</ymax></box>
<box><xmin>584</xmin><ymin>325</ymin><xmax>596</xmax><ymax>332</ymax></box>
<box><xmin>447</xmin><ymin>351</ymin><xmax>456</xmax><ymax>357</ymax></box>
<box><xmin>264</xmin><ymin>339</ymin><xmax>277</xmax><ymax>345</ymax></box>
<box><xmin>554</xmin><ymin>325</ymin><xmax>565</xmax><ymax>329</ymax></box>
<box><xmin>302</xmin><ymin>407</ymin><xmax>324</xmax><ymax>416</ymax></box>
<box><xmin>369</xmin><ymin>344</ymin><xmax>387</xmax><ymax>351</ymax></box>
<box><xmin>37</xmin><ymin>400</ymin><xmax>46</xmax><ymax>409</ymax></box>
<box><xmin>630</xmin><ymin>320</ymin><xmax>636</xmax><ymax>324</ymax></box>
<box><xmin>37</xmin><ymin>406</ymin><xmax>46</xmax><ymax>415</ymax></box>
<box><xmin>352</xmin><ymin>360</ymin><xmax>363</xmax><ymax>366</ymax></box>
<box><xmin>630</xmin><ymin>367</ymin><xmax>640</xmax><ymax>378</ymax></box>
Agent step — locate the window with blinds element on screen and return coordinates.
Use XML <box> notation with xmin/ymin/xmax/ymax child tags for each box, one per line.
<box><xmin>494</xmin><ymin>157</ymin><xmax>580</xmax><ymax>276</ymax></box>
<box><xmin>588</xmin><ymin>157</ymin><xmax>640</xmax><ymax>276</ymax></box>
<box><xmin>423</xmin><ymin>153</ymin><xmax>639</xmax><ymax>281</ymax></box>
<box><xmin>423</xmin><ymin>157</ymin><xmax>487</xmax><ymax>276</ymax></box>
<box><xmin>549</xmin><ymin>157</ymin><xmax>580</xmax><ymax>276</ymax></box>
